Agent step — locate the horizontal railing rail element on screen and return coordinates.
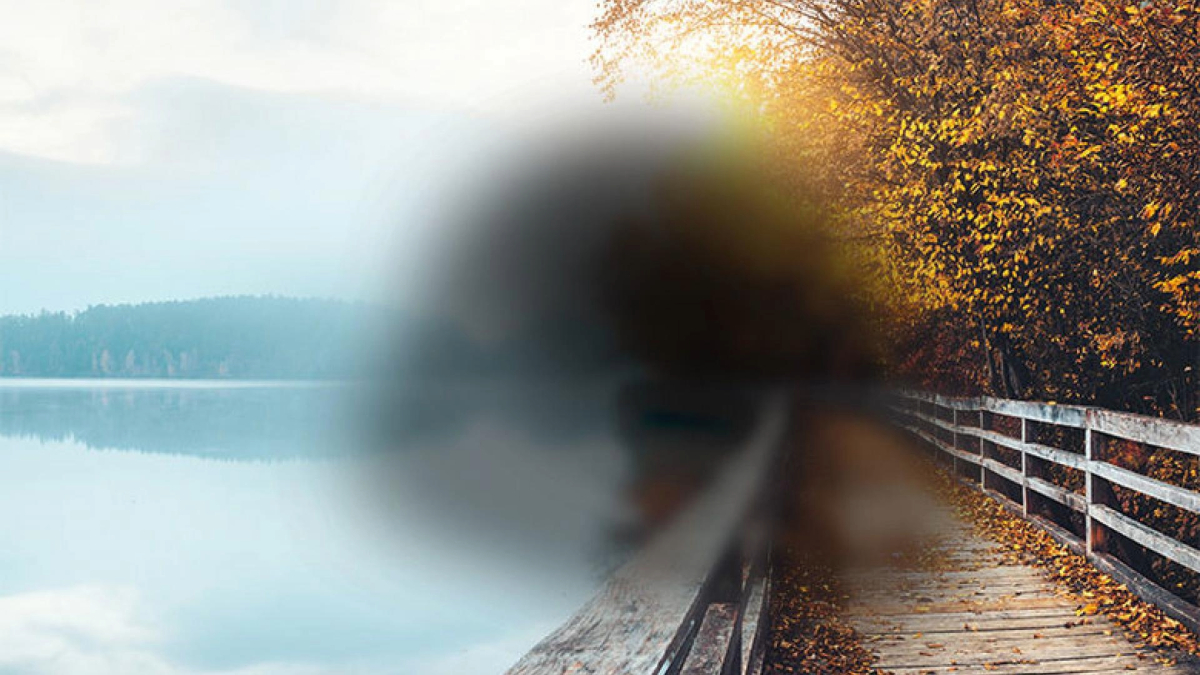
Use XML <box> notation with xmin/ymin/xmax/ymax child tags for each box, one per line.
<box><xmin>893</xmin><ymin>391</ymin><xmax>1200</xmax><ymax>635</ymax></box>
<box><xmin>506</xmin><ymin>394</ymin><xmax>789</xmax><ymax>675</ymax></box>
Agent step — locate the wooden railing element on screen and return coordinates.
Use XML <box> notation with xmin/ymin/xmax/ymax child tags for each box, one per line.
<box><xmin>506</xmin><ymin>395</ymin><xmax>788</xmax><ymax>675</ymax></box>
<box><xmin>893</xmin><ymin>391</ymin><xmax>1200</xmax><ymax>635</ymax></box>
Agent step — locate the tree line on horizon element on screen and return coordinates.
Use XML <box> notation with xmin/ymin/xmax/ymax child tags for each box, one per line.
<box><xmin>0</xmin><ymin>296</ymin><xmax>370</xmax><ymax>379</ymax></box>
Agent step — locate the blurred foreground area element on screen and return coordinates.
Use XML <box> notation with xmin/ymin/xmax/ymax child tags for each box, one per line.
<box><xmin>364</xmin><ymin>120</ymin><xmax>884</xmax><ymax>568</ymax></box>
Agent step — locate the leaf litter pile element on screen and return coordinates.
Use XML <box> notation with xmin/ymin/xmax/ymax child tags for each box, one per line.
<box><xmin>928</xmin><ymin>464</ymin><xmax>1200</xmax><ymax>667</ymax></box>
<box><xmin>765</xmin><ymin>543</ymin><xmax>880</xmax><ymax>674</ymax></box>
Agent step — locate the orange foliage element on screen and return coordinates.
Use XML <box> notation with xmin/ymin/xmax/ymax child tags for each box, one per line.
<box><xmin>592</xmin><ymin>0</ymin><xmax>1200</xmax><ymax>418</ymax></box>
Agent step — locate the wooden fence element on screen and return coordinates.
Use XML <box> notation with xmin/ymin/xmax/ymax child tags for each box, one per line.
<box><xmin>894</xmin><ymin>391</ymin><xmax>1200</xmax><ymax>635</ymax></box>
<box><xmin>506</xmin><ymin>395</ymin><xmax>788</xmax><ymax>675</ymax></box>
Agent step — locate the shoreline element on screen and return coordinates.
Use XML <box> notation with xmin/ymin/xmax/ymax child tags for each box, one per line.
<box><xmin>0</xmin><ymin>377</ymin><xmax>356</xmax><ymax>389</ymax></box>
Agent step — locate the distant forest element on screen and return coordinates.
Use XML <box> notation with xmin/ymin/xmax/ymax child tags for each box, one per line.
<box><xmin>0</xmin><ymin>297</ymin><xmax>372</xmax><ymax>379</ymax></box>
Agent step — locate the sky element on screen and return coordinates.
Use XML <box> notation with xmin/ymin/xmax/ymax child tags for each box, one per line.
<box><xmin>0</xmin><ymin>0</ymin><xmax>623</xmax><ymax>315</ymax></box>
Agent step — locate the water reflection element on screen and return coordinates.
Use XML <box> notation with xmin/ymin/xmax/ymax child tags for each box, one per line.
<box><xmin>0</xmin><ymin>378</ymin><xmax>760</xmax><ymax>674</ymax></box>
<box><xmin>0</xmin><ymin>379</ymin><xmax>621</xmax><ymax>459</ymax></box>
<box><xmin>0</xmin><ymin>380</ymin><xmax>630</xmax><ymax>675</ymax></box>
<box><xmin>0</xmin><ymin>381</ymin><xmax>349</xmax><ymax>459</ymax></box>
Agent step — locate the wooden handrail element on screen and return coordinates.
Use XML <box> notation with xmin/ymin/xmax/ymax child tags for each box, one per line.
<box><xmin>506</xmin><ymin>394</ymin><xmax>789</xmax><ymax>675</ymax></box>
<box><xmin>893</xmin><ymin>391</ymin><xmax>1200</xmax><ymax>635</ymax></box>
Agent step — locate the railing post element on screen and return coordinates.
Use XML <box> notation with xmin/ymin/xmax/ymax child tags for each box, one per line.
<box><xmin>1085</xmin><ymin>415</ymin><xmax>1096</xmax><ymax>554</ymax></box>
<box><xmin>980</xmin><ymin>408</ymin><xmax>991</xmax><ymax>492</ymax></box>
<box><xmin>1085</xmin><ymin>411</ymin><xmax>1118</xmax><ymax>556</ymax></box>
<box><xmin>975</xmin><ymin>404</ymin><xmax>984</xmax><ymax>486</ymax></box>
<box><xmin>1020</xmin><ymin>416</ymin><xmax>1030</xmax><ymax>517</ymax></box>
<box><xmin>951</xmin><ymin>407</ymin><xmax>960</xmax><ymax>478</ymax></box>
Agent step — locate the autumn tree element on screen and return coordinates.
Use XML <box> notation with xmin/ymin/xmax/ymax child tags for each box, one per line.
<box><xmin>594</xmin><ymin>0</ymin><xmax>1199</xmax><ymax>419</ymax></box>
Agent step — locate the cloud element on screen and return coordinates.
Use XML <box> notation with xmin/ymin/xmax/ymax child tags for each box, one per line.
<box><xmin>0</xmin><ymin>0</ymin><xmax>598</xmax><ymax>164</ymax></box>
<box><xmin>0</xmin><ymin>75</ymin><xmax>488</xmax><ymax>315</ymax></box>
<box><xmin>0</xmin><ymin>585</ymin><xmax>178</xmax><ymax>675</ymax></box>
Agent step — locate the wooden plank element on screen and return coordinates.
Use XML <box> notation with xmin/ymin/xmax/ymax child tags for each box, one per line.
<box><xmin>855</xmin><ymin>613</ymin><xmax>1094</xmax><ymax>635</ymax></box>
<box><xmin>909</xmin><ymin>427</ymin><xmax>983</xmax><ymax>465</ymax></box>
<box><xmin>679</xmin><ymin>603</ymin><xmax>737</xmax><ymax>675</ymax></box>
<box><xmin>1090</xmin><ymin>461</ymin><xmax>1200</xmax><ymax>516</ymax></box>
<box><xmin>874</xmin><ymin>635</ymin><xmax>1146</xmax><ymax>663</ymax></box>
<box><xmin>850</xmin><ymin>595</ymin><xmax>1074</xmax><ymax>616</ymax></box>
<box><xmin>883</xmin><ymin>653</ymin><xmax>1182</xmax><ymax>675</ymax></box>
<box><xmin>982</xmin><ymin>457</ymin><xmax>1023</xmax><ymax>486</ymax></box>
<box><xmin>1026</xmin><ymin>476</ymin><xmax>1085</xmax><ymax>512</ymax></box>
<box><xmin>945</xmin><ymin>442</ymin><xmax>983</xmax><ymax>464</ymax></box>
<box><xmin>739</xmin><ymin>576</ymin><xmax>767</xmax><ymax>675</ymax></box>
<box><xmin>853</xmin><ymin>579</ymin><xmax>1057</xmax><ymax>597</ymax></box>
<box><xmin>850</xmin><ymin>605</ymin><xmax>1080</xmax><ymax>621</ymax></box>
<box><xmin>1089</xmin><ymin>409</ymin><xmax>1200</xmax><ymax>457</ymax></box>
<box><xmin>975</xmin><ymin>427</ymin><xmax>1028</xmax><ymax>452</ymax></box>
<box><xmin>1023</xmin><ymin>442</ymin><xmax>1087</xmax><ymax>470</ymax></box>
<box><xmin>968</xmin><ymin>427</ymin><xmax>1088</xmax><ymax>471</ymax></box>
<box><xmin>902</xmin><ymin>389</ymin><xmax>939</xmax><ymax>404</ymax></box>
<box><xmin>982</xmin><ymin>398</ymin><xmax>1089</xmax><ymax>428</ymax></box>
<box><xmin>909</xmin><ymin>391</ymin><xmax>981</xmax><ymax>411</ymax></box>
<box><xmin>846</xmin><ymin>566</ymin><xmax>1046</xmax><ymax>584</ymax></box>
<box><xmin>1089</xmin><ymin>504</ymin><xmax>1200</xmax><ymax>574</ymax></box>
<box><xmin>854</xmin><ymin>581</ymin><xmax>1060</xmax><ymax>600</ymax></box>
<box><xmin>910</xmin><ymin>409</ymin><xmax>961</xmax><ymax>434</ymax></box>
<box><xmin>930</xmin><ymin>432</ymin><xmax>981</xmax><ymax>461</ymax></box>
<box><xmin>851</xmin><ymin>576</ymin><xmax>1053</xmax><ymax>594</ymax></box>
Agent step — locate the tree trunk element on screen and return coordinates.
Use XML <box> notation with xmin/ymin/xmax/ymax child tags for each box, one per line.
<box><xmin>990</xmin><ymin>331</ymin><xmax>1030</xmax><ymax>399</ymax></box>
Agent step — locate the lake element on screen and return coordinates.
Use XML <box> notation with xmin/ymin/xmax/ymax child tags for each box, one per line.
<box><xmin>0</xmin><ymin>378</ymin><xmax>635</xmax><ymax>675</ymax></box>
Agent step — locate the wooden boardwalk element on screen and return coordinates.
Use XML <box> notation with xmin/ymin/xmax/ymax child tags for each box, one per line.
<box><xmin>842</xmin><ymin>518</ymin><xmax>1197</xmax><ymax>674</ymax></box>
<box><xmin>504</xmin><ymin>396</ymin><xmax>1200</xmax><ymax>675</ymax></box>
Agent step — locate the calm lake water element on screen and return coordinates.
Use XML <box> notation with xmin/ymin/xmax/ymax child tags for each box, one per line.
<box><xmin>0</xmin><ymin>379</ymin><xmax>633</xmax><ymax>675</ymax></box>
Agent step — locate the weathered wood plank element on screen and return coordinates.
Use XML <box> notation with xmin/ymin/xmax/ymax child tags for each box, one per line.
<box><xmin>884</xmin><ymin>653</ymin><xmax>1185</xmax><ymax>675</ymax></box>
<box><xmin>739</xmin><ymin>576</ymin><xmax>767</xmax><ymax>675</ymax></box>
<box><xmin>915</xmin><ymin>412</ymin><xmax>992</xmax><ymax>444</ymax></box>
<box><xmin>851</xmin><ymin>569</ymin><xmax>1055</xmax><ymax>589</ymax></box>
<box><xmin>1089</xmin><ymin>409</ymin><xmax>1200</xmax><ymax>457</ymax></box>
<box><xmin>983</xmin><ymin>399</ymin><xmax>1089</xmax><ymax>428</ymax></box>
<box><xmin>1091</xmin><ymin>461</ymin><xmax>1200</xmax><ymax>516</ymax></box>
<box><xmin>955</xmin><ymin>425</ymin><xmax>1088</xmax><ymax>472</ymax></box>
<box><xmin>975</xmin><ymin>427</ymin><xmax>1027</xmax><ymax>451</ymax></box>
<box><xmin>901</xmin><ymin>391</ymin><xmax>1093</xmax><ymax>430</ymax></box>
<box><xmin>856</xmin><ymin>614</ymin><xmax>1098</xmax><ymax>635</ymax></box>
<box><xmin>1089</xmin><ymin>504</ymin><xmax>1200</xmax><ymax>574</ymax></box>
<box><xmin>1026</xmin><ymin>476</ymin><xmax>1086</xmax><ymax>512</ymax></box>
<box><xmin>1022</xmin><ymin>442</ymin><xmax>1087</xmax><ymax>471</ymax></box>
<box><xmin>679</xmin><ymin>603</ymin><xmax>737</xmax><ymax>675</ymax></box>
<box><xmin>874</xmin><ymin>636</ymin><xmax>1147</xmax><ymax>664</ymax></box>
<box><xmin>911</xmin><ymin>427</ymin><xmax>984</xmax><ymax>465</ymax></box>
<box><xmin>847</xmin><ymin>566</ymin><xmax>1046</xmax><ymax>582</ymax></box>
<box><xmin>852</xmin><ymin>595</ymin><xmax>1077</xmax><ymax>617</ymax></box>
<box><xmin>983</xmin><ymin>457</ymin><xmax>1024</xmax><ymax>486</ymax></box>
